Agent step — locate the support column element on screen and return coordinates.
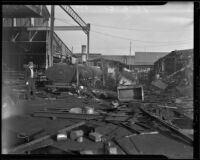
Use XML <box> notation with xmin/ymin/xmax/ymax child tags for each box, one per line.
<box><xmin>87</xmin><ymin>32</ymin><xmax>90</xmax><ymax>63</ymax></box>
<box><xmin>49</xmin><ymin>5</ymin><xmax>55</xmax><ymax>67</ymax></box>
<box><xmin>76</xmin><ymin>64</ymin><xmax>79</xmax><ymax>86</ymax></box>
<box><xmin>46</xmin><ymin>31</ymin><xmax>49</xmax><ymax>69</ymax></box>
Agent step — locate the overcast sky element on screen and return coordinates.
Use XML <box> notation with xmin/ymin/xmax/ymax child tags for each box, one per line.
<box><xmin>47</xmin><ymin>2</ymin><xmax>193</xmax><ymax>55</ymax></box>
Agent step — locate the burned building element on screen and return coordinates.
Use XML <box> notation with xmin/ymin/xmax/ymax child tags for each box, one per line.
<box><xmin>2</xmin><ymin>4</ymin><xmax>194</xmax><ymax>158</ymax></box>
<box><xmin>2</xmin><ymin>5</ymin><xmax>72</xmax><ymax>73</ymax></box>
<box><xmin>151</xmin><ymin>49</ymin><xmax>193</xmax><ymax>98</ymax></box>
<box><xmin>131</xmin><ymin>52</ymin><xmax>168</xmax><ymax>84</ymax></box>
<box><xmin>153</xmin><ymin>49</ymin><xmax>193</xmax><ymax>78</ymax></box>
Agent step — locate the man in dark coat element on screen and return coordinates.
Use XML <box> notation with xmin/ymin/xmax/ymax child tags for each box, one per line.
<box><xmin>25</xmin><ymin>62</ymin><xmax>35</xmax><ymax>100</ymax></box>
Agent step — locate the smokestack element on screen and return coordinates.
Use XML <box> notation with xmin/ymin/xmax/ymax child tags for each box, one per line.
<box><xmin>81</xmin><ymin>45</ymin><xmax>86</xmax><ymax>54</ymax></box>
<box><xmin>81</xmin><ymin>45</ymin><xmax>87</xmax><ymax>63</ymax></box>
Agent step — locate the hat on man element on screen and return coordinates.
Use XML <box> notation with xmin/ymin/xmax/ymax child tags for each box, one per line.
<box><xmin>28</xmin><ymin>61</ymin><xmax>33</xmax><ymax>67</ymax></box>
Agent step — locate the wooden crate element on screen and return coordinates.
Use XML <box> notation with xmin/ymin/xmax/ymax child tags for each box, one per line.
<box><xmin>117</xmin><ymin>85</ymin><xmax>144</xmax><ymax>102</ymax></box>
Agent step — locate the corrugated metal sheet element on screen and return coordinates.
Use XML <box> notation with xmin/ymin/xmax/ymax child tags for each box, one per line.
<box><xmin>102</xmin><ymin>55</ymin><xmax>135</xmax><ymax>65</ymax></box>
<box><xmin>153</xmin><ymin>49</ymin><xmax>193</xmax><ymax>76</ymax></box>
<box><xmin>34</xmin><ymin>18</ymin><xmax>49</xmax><ymax>26</ymax></box>
<box><xmin>3</xmin><ymin>5</ymin><xmax>50</xmax><ymax>18</ymax></box>
<box><xmin>16</xmin><ymin>18</ymin><xmax>31</xmax><ymax>27</ymax></box>
<box><xmin>135</xmin><ymin>52</ymin><xmax>169</xmax><ymax>65</ymax></box>
<box><xmin>3</xmin><ymin>18</ymin><xmax>13</xmax><ymax>27</ymax></box>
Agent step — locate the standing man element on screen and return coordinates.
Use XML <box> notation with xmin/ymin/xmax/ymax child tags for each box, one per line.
<box><xmin>25</xmin><ymin>62</ymin><xmax>35</xmax><ymax>100</ymax></box>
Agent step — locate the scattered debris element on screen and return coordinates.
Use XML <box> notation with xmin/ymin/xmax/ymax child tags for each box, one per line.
<box><xmin>80</xmin><ymin>150</ymin><xmax>94</xmax><ymax>155</ymax></box>
<box><xmin>70</xmin><ymin>130</ymin><xmax>84</xmax><ymax>140</ymax></box>
<box><xmin>151</xmin><ymin>80</ymin><xmax>168</xmax><ymax>90</ymax></box>
<box><xmin>140</xmin><ymin>106</ymin><xmax>193</xmax><ymax>145</ymax></box>
<box><xmin>7</xmin><ymin>121</ymin><xmax>86</xmax><ymax>154</ymax></box>
<box><xmin>83</xmin><ymin>106</ymin><xmax>94</xmax><ymax>114</ymax></box>
<box><xmin>89</xmin><ymin>132</ymin><xmax>103</xmax><ymax>142</ymax></box>
<box><xmin>56</xmin><ymin>133</ymin><xmax>68</xmax><ymax>141</ymax></box>
<box><xmin>69</xmin><ymin>108</ymin><xmax>82</xmax><ymax>114</ymax></box>
<box><xmin>76</xmin><ymin>136</ymin><xmax>83</xmax><ymax>143</ymax></box>
<box><xmin>117</xmin><ymin>85</ymin><xmax>144</xmax><ymax>102</ymax></box>
<box><xmin>111</xmin><ymin>100</ymin><xmax>119</xmax><ymax>108</ymax></box>
<box><xmin>104</xmin><ymin>142</ymin><xmax>118</xmax><ymax>154</ymax></box>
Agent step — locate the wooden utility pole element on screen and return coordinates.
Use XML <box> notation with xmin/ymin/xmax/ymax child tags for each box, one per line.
<box><xmin>101</xmin><ymin>58</ymin><xmax>105</xmax><ymax>86</ymax></box>
<box><xmin>129</xmin><ymin>40</ymin><xmax>132</xmax><ymax>70</ymax></box>
<box><xmin>46</xmin><ymin>31</ymin><xmax>49</xmax><ymax>69</ymax></box>
<box><xmin>49</xmin><ymin>5</ymin><xmax>55</xmax><ymax>67</ymax></box>
<box><xmin>76</xmin><ymin>63</ymin><xmax>79</xmax><ymax>86</ymax></box>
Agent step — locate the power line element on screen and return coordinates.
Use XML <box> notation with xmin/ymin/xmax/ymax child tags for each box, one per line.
<box><xmin>91</xmin><ymin>29</ymin><xmax>192</xmax><ymax>44</ymax></box>
<box><xmin>145</xmin><ymin>42</ymin><xmax>192</xmax><ymax>48</ymax></box>
<box><xmin>54</xmin><ymin>17</ymin><xmax>192</xmax><ymax>48</ymax></box>
<box><xmin>91</xmin><ymin>23</ymin><xmax>192</xmax><ymax>32</ymax></box>
<box><xmin>55</xmin><ymin>17</ymin><xmax>192</xmax><ymax>44</ymax></box>
<box><xmin>56</xmin><ymin>17</ymin><xmax>192</xmax><ymax>33</ymax></box>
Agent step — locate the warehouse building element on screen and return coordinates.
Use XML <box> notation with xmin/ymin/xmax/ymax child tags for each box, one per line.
<box><xmin>153</xmin><ymin>49</ymin><xmax>193</xmax><ymax>77</ymax></box>
<box><xmin>2</xmin><ymin>5</ymin><xmax>72</xmax><ymax>73</ymax></box>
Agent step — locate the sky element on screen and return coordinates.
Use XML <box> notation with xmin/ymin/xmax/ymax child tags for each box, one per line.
<box><xmin>47</xmin><ymin>2</ymin><xmax>193</xmax><ymax>55</ymax></box>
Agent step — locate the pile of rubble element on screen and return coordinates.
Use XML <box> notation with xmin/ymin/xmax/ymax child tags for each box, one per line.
<box><xmin>153</xmin><ymin>49</ymin><xmax>193</xmax><ymax>98</ymax></box>
<box><xmin>2</xmin><ymin>50</ymin><xmax>193</xmax><ymax>156</ymax></box>
<box><xmin>3</xmin><ymin>96</ymin><xmax>193</xmax><ymax>156</ymax></box>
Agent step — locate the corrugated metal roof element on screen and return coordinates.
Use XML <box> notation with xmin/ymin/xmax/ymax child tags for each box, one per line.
<box><xmin>133</xmin><ymin>62</ymin><xmax>154</xmax><ymax>66</ymax></box>
<box><xmin>134</xmin><ymin>52</ymin><xmax>169</xmax><ymax>65</ymax></box>
<box><xmin>102</xmin><ymin>55</ymin><xmax>135</xmax><ymax>65</ymax></box>
<box><xmin>154</xmin><ymin>49</ymin><xmax>193</xmax><ymax>64</ymax></box>
<box><xmin>2</xmin><ymin>5</ymin><xmax>50</xmax><ymax>18</ymax></box>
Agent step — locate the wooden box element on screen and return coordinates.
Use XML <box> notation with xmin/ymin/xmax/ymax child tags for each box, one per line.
<box><xmin>117</xmin><ymin>85</ymin><xmax>144</xmax><ymax>102</ymax></box>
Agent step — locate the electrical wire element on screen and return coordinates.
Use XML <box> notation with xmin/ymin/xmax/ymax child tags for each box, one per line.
<box><xmin>91</xmin><ymin>29</ymin><xmax>193</xmax><ymax>44</ymax></box>
<box><xmin>91</xmin><ymin>23</ymin><xmax>192</xmax><ymax>32</ymax></box>
<box><xmin>54</xmin><ymin>17</ymin><xmax>192</xmax><ymax>50</ymax></box>
<box><xmin>55</xmin><ymin>17</ymin><xmax>192</xmax><ymax>32</ymax></box>
<box><xmin>55</xmin><ymin>17</ymin><xmax>192</xmax><ymax>44</ymax></box>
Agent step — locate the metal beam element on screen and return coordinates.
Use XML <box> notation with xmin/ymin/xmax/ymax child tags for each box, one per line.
<box><xmin>60</xmin><ymin>5</ymin><xmax>89</xmax><ymax>34</ymax></box>
<box><xmin>87</xmin><ymin>31</ymin><xmax>90</xmax><ymax>62</ymax></box>
<box><xmin>3</xmin><ymin>41</ymin><xmax>47</xmax><ymax>43</ymax></box>
<box><xmin>29</xmin><ymin>31</ymin><xmax>38</xmax><ymax>42</ymax></box>
<box><xmin>11</xmin><ymin>32</ymin><xmax>20</xmax><ymax>42</ymax></box>
<box><xmin>27</xmin><ymin>26</ymin><xmax>86</xmax><ymax>31</ymax></box>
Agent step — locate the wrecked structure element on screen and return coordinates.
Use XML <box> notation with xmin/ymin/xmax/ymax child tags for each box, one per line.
<box><xmin>89</xmin><ymin>57</ymin><xmax>132</xmax><ymax>90</ymax></box>
<box><xmin>152</xmin><ymin>49</ymin><xmax>193</xmax><ymax>98</ymax></box>
<box><xmin>2</xmin><ymin>5</ymin><xmax>72</xmax><ymax>72</ymax></box>
<box><xmin>2</xmin><ymin>5</ymin><xmax>194</xmax><ymax>158</ymax></box>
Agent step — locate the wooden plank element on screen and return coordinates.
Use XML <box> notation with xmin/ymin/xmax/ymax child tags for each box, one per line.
<box><xmin>112</xmin><ymin>138</ymin><xmax>129</xmax><ymax>154</ymax></box>
<box><xmin>17</xmin><ymin>138</ymin><xmax>54</xmax><ymax>154</ymax></box>
<box><xmin>129</xmin><ymin>134</ymin><xmax>193</xmax><ymax>158</ymax></box>
<box><xmin>34</xmin><ymin>111</ymin><xmax>101</xmax><ymax>117</ymax></box>
<box><xmin>105</xmin><ymin>116</ymin><xmax>129</xmax><ymax>122</ymax></box>
<box><xmin>140</xmin><ymin>106</ymin><xmax>193</xmax><ymax>145</ymax></box>
<box><xmin>33</xmin><ymin>112</ymin><xmax>102</xmax><ymax>120</ymax></box>
<box><xmin>45</xmin><ymin>85</ymin><xmax>72</xmax><ymax>89</ymax></box>
<box><xmin>7</xmin><ymin>121</ymin><xmax>86</xmax><ymax>154</ymax></box>
<box><xmin>114</xmin><ymin>137</ymin><xmax>139</xmax><ymax>154</ymax></box>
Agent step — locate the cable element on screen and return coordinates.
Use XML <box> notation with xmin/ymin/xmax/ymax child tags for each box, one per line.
<box><xmin>55</xmin><ymin>17</ymin><xmax>192</xmax><ymax>33</ymax></box>
<box><xmin>55</xmin><ymin>17</ymin><xmax>192</xmax><ymax>44</ymax></box>
<box><xmin>91</xmin><ymin>29</ymin><xmax>192</xmax><ymax>44</ymax></box>
<box><xmin>55</xmin><ymin>17</ymin><xmax>75</xmax><ymax>25</ymax></box>
<box><xmin>91</xmin><ymin>23</ymin><xmax>192</xmax><ymax>32</ymax></box>
<box><xmin>54</xmin><ymin>17</ymin><xmax>192</xmax><ymax>50</ymax></box>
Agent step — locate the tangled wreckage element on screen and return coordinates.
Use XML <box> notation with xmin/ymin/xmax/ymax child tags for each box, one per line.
<box><xmin>2</xmin><ymin>4</ymin><xmax>194</xmax><ymax>158</ymax></box>
<box><xmin>2</xmin><ymin>49</ymin><xmax>194</xmax><ymax>158</ymax></box>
